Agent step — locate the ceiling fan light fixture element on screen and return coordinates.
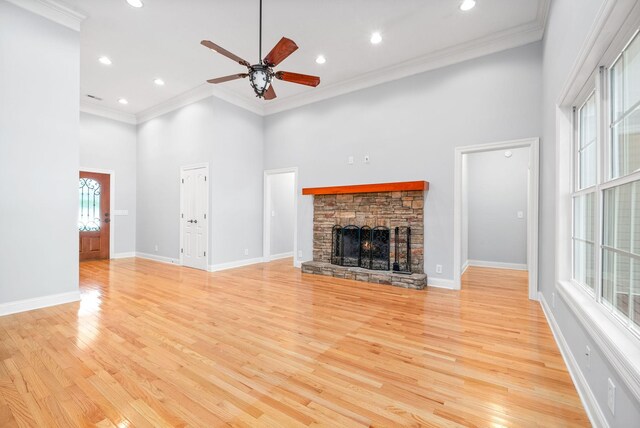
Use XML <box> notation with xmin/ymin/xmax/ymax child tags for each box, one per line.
<box><xmin>249</xmin><ymin>66</ymin><xmax>272</xmax><ymax>98</ymax></box>
<box><xmin>460</xmin><ymin>0</ymin><xmax>476</xmax><ymax>11</ymax></box>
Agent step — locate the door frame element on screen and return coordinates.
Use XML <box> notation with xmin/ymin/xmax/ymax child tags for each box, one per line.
<box><xmin>263</xmin><ymin>167</ymin><xmax>298</xmax><ymax>266</ymax></box>
<box><xmin>179</xmin><ymin>163</ymin><xmax>210</xmax><ymax>269</ymax></box>
<box><xmin>453</xmin><ymin>138</ymin><xmax>540</xmax><ymax>300</ymax></box>
<box><xmin>79</xmin><ymin>167</ymin><xmax>115</xmax><ymax>259</ymax></box>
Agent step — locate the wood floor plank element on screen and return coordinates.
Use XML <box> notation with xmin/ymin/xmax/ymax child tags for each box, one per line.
<box><xmin>0</xmin><ymin>258</ymin><xmax>590</xmax><ymax>427</ymax></box>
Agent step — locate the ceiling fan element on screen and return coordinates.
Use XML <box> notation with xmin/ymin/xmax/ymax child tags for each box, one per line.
<box><xmin>200</xmin><ymin>0</ymin><xmax>320</xmax><ymax>100</ymax></box>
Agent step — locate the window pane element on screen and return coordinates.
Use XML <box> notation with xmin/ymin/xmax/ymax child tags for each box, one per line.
<box><xmin>78</xmin><ymin>178</ymin><xmax>101</xmax><ymax>232</ymax></box>
<box><xmin>633</xmin><ymin>258</ymin><xmax>640</xmax><ymax>329</ymax></box>
<box><xmin>574</xmin><ymin>193</ymin><xmax>596</xmax><ymax>241</ymax></box>
<box><xmin>573</xmin><ymin>193</ymin><xmax>596</xmax><ymax>289</ymax></box>
<box><xmin>625</xmin><ymin>32</ymin><xmax>640</xmax><ymax>113</ymax></box>
<box><xmin>611</xmin><ymin>108</ymin><xmax>640</xmax><ymax>178</ymax></box>
<box><xmin>578</xmin><ymin>94</ymin><xmax>597</xmax><ymax>188</ymax></box>
<box><xmin>603</xmin><ymin>181</ymin><xmax>639</xmax><ymax>254</ymax></box>
<box><xmin>611</xmin><ymin>57</ymin><xmax>624</xmax><ymax>122</ymax></box>
<box><xmin>602</xmin><ymin>249</ymin><xmax>631</xmax><ymax>317</ymax></box>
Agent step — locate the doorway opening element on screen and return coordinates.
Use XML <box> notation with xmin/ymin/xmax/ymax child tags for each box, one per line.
<box><xmin>454</xmin><ymin>138</ymin><xmax>539</xmax><ymax>300</ymax></box>
<box><xmin>263</xmin><ymin>168</ymin><xmax>298</xmax><ymax>265</ymax></box>
<box><xmin>78</xmin><ymin>170</ymin><xmax>112</xmax><ymax>261</ymax></box>
<box><xmin>180</xmin><ymin>163</ymin><xmax>209</xmax><ymax>271</ymax></box>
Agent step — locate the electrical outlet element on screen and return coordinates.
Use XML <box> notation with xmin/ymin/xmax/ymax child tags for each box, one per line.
<box><xmin>517</xmin><ymin>210</ymin><xmax>524</xmax><ymax>219</ymax></box>
<box><xmin>607</xmin><ymin>378</ymin><xmax>616</xmax><ymax>415</ymax></box>
<box><xmin>364</xmin><ymin>154</ymin><xmax>370</xmax><ymax>163</ymax></box>
<box><xmin>585</xmin><ymin>346</ymin><xmax>591</xmax><ymax>369</ymax></box>
<box><xmin>436</xmin><ymin>264</ymin><xmax>443</xmax><ymax>274</ymax></box>
<box><xmin>348</xmin><ymin>156</ymin><xmax>354</xmax><ymax>165</ymax></box>
<box><xmin>244</xmin><ymin>248</ymin><xmax>249</xmax><ymax>256</ymax></box>
<box><xmin>298</xmin><ymin>250</ymin><xmax>303</xmax><ymax>258</ymax></box>
<box><xmin>154</xmin><ymin>244</ymin><xmax>158</xmax><ymax>252</ymax></box>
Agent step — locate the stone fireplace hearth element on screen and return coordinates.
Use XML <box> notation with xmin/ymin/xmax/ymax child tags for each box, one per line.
<box><xmin>301</xmin><ymin>181</ymin><xmax>429</xmax><ymax>290</ymax></box>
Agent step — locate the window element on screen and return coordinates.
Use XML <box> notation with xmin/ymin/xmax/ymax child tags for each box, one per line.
<box><xmin>571</xmin><ymin>30</ymin><xmax>640</xmax><ymax>336</ymax></box>
<box><xmin>78</xmin><ymin>178</ymin><xmax>101</xmax><ymax>231</ymax></box>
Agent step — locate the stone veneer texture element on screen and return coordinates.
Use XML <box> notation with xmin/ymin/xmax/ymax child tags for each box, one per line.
<box><xmin>312</xmin><ymin>191</ymin><xmax>424</xmax><ymax>274</ymax></box>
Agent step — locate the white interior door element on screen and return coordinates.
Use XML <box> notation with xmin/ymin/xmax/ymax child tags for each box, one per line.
<box><xmin>181</xmin><ymin>166</ymin><xmax>208</xmax><ymax>270</ymax></box>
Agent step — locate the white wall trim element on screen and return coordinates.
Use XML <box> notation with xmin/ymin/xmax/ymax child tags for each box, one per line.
<box><xmin>270</xmin><ymin>252</ymin><xmax>294</xmax><ymax>261</ymax></box>
<box><xmin>539</xmin><ymin>292</ymin><xmax>610</xmax><ymax>428</ymax></box>
<box><xmin>80</xmin><ymin>101</ymin><xmax>138</xmax><ymax>125</ymax></box>
<box><xmin>427</xmin><ymin>278</ymin><xmax>456</xmax><ymax>290</ymax></box>
<box><xmin>263</xmin><ymin>167</ymin><xmax>299</xmax><ymax>267</ymax></box>
<box><xmin>112</xmin><ymin>252</ymin><xmax>136</xmax><ymax>259</ymax></box>
<box><xmin>0</xmin><ymin>291</ymin><xmax>81</xmax><ymax>317</ymax></box>
<box><xmin>136</xmin><ymin>84</ymin><xmax>263</xmax><ymax>124</ymax></box>
<box><xmin>467</xmin><ymin>260</ymin><xmax>528</xmax><ymax>271</ymax></box>
<box><xmin>6</xmin><ymin>0</ymin><xmax>86</xmax><ymax>31</ymax></box>
<box><xmin>135</xmin><ymin>252</ymin><xmax>180</xmax><ymax>265</ymax></box>
<box><xmin>80</xmin><ymin>167</ymin><xmax>116</xmax><ymax>260</ymax></box>
<box><xmin>461</xmin><ymin>260</ymin><xmax>470</xmax><ymax>275</ymax></box>
<box><xmin>210</xmin><ymin>257</ymin><xmax>265</xmax><ymax>272</ymax></box>
<box><xmin>453</xmin><ymin>138</ymin><xmax>539</xmax><ymax>300</ymax></box>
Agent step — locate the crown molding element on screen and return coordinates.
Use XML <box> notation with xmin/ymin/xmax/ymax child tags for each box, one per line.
<box><xmin>6</xmin><ymin>0</ymin><xmax>86</xmax><ymax>31</ymax></box>
<box><xmin>80</xmin><ymin>100</ymin><xmax>137</xmax><ymax>125</ymax></box>
<box><xmin>136</xmin><ymin>83</ymin><xmax>264</xmax><ymax>124</ymax></box>
<box><xmin>263</xmin><ymin>20</ymin><xmax>545</xmax><ymax>115</ymax></box>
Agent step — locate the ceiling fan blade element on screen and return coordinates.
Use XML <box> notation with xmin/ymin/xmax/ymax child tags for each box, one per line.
<box><xmin>264</xmin><ymin>37</ymin><xmax>298</xmax><ymax>67</ymax></box>
<box><xmin>275</xmin><ymin>71</ymin><xmax>320</xmax><ymax>87</ymax></box>
<box><xmin>201</xmin><ymin>40</ymin><xmax>250</xmax><ymax>67</ymax></box>
<box><xmin>264</xmin><ymin>85</ymin><xmax>277</xmax><ymax>100</ymax></box>
<box><xmin>206</xmin><ymin>73</ymin><xmax>248</xmax><ymax>84</ymax></box>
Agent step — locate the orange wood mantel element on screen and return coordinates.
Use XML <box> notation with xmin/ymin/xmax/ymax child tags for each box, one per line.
<box><xmin>302</xmin><ymin>180</ymin><xmax>429</xmax><ymax>195</ymax></box>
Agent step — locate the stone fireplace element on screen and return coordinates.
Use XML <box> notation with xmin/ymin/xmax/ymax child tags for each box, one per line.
<box><xmin>301</xmin><ymin>181</ymin><xmax>429</xmax><ymax>289</ymax></box>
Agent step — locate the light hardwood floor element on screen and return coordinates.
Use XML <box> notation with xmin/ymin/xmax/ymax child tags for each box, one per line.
<box><xmin>0</xmin><ymin>258</ymin><xmax>589</xmax><ymax>427</ymax></box>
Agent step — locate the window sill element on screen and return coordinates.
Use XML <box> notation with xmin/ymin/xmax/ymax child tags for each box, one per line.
<box><xmin>556</xmin><ymin>280</ymin><xmax>640</xmax><ymax>403</ymax></box>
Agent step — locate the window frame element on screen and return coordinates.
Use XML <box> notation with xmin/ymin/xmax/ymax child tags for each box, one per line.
<box><xmin>570</xmin><ymin>29</ymin><xmax>640</xmax><ymax>339</ymax></box>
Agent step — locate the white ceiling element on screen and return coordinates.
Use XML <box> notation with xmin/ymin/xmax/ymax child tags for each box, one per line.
<box><xmin>67</xmin><ymin>0</ymin><xmax>549</xmax><ymax>120</ymax></box>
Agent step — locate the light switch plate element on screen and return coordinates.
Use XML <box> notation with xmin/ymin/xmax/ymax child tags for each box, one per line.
<box><xmin>517</xmin><ymin>211</ymin><xmax>524</xmax><ymax>219</ymax></box>
<box><xmin>348</xmin><ymin>156</ymin><xmax>354</xmax><ymax>165</ymax></box>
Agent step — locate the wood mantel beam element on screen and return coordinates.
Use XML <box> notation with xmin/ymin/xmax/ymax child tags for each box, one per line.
<box><xmin>302</xmin><ymin>181</ymin><xmax>429</xmax><ymax>196</ymax></box>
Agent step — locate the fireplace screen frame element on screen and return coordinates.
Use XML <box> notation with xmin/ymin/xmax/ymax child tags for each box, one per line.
<box><xmin>332</xmin><ymin>224</ymin><xmax>392</xmax><ymax>271</ymax></box>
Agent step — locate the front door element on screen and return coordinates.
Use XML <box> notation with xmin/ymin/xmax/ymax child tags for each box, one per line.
<box><xmin>181</xmin><ymin>167</ymin><xmax>208</xmax><ymax>270</ymax></box>
<box><xmin>79</xmin><ymin>171</ymin><xmax>110</xmax><ymax>261</ymax></box>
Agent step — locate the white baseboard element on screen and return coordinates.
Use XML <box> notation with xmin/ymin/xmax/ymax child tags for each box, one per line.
<box><xmin>427</xmin><ymin>278</ymin><xmax>456</xmax><ymax>289</ymax></box>
<box><xmin>135</xmin><ymin>252</ymin><xmax>180</xmax><ymax>265</ymax></box>
<box><xmin>0</xmin><ymin>290</ymin><xmax>81</xmax><ymax>317</ymax></box>
<box><xmin>267</xmin><ymin>252</ymin><xmax>294</xmax><ymax>261</ymax></box>
<box><xmin>538</xmin><ymin>292</ymin><xmax>609</xmax><ymax>428</ymax></box>
<box><xmin>294</xmin><ymin>259</ymin><xmax>303</xmax><ymax>268</ymax></box>
<box><xmin>209</xmin><ymin>257</ymin><xmax>264</xmax><ymax>272</ymax></box>
<box><xmin>468</xmin><ymin>259</ymin><xmax>528</xmax><ymax>271</ymax></box>
<box><xmin>461</xmin><ymin>260</ymin><xmax>470</xmax><ymax>274</ymax></box>
<box><xmin>112</xmin><ymin>252</ymin><xmax>136</xmax><ymax>259</ymax></box>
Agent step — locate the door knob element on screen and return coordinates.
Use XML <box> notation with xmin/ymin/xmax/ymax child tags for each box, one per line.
<box><xmin>193</xmin><ymin>219</ymin><xmax>198</xmax><ymax>224</ymax></box>
<box><xmin>187</xmin><ymin>220</ymin><xmax>194</xmax><ymax>223</ymax></box>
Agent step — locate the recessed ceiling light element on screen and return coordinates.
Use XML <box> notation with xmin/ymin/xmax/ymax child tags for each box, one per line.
<box><xmin>370</xmin><ymin>32</ymin><xmax>382</xmax><ymax>45</ymax></box>
<box><xmin>126</xmin><ymin>0</ymin><xmax>143</xmax><ymax>8</ymax></box>
<box><xmin>118</xmin><ymin>98</ymin><xmax>128</xmax><ymax>105</ymax></box>
<box><xmin>98</xmin><ymin>56</ymin><xmax>112</xmax><ymax>65</ymax></box>
<box><xmin>315</xmin><ymin>55</ymin><xmax>326</xmax><ymax>64</ymax></box>
<box><xmin>154</xmin><ymin>78</ymin><xmax>165</xmax><ymax>86</ymax></box>
<box><xmin>460</xmin><ymin>0</ymin><xmax>476</xmax><ymax>11</ymax></box>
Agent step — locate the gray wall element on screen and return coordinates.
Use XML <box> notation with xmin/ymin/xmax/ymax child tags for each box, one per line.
<box><xmin>264</xmin><ymin>43</ymin><xmax>543</xmax><ymax>282</ymax></box>
<box><xmin>136</xmin><ymin>96</ymin><xmax>264</xmax><ymax>266</ymax></box>
<box><xmin>269</xmin><ymin>172</ymin><xmax>295</xmax><ymax>256</ymax></box>
<box><xmin>0</xmin><ymin>2</ymin><xmax>79</xmax><ymax>303</ymax></box>
<box><xmin>466</xmin><ymin>147</ymin><xmax>529</xmax><ymax>265</ymax></box>
<box><xmin>80</xmin><ymin>113</ymin><xmax>137</xmax><ymax>255</ymax></box>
